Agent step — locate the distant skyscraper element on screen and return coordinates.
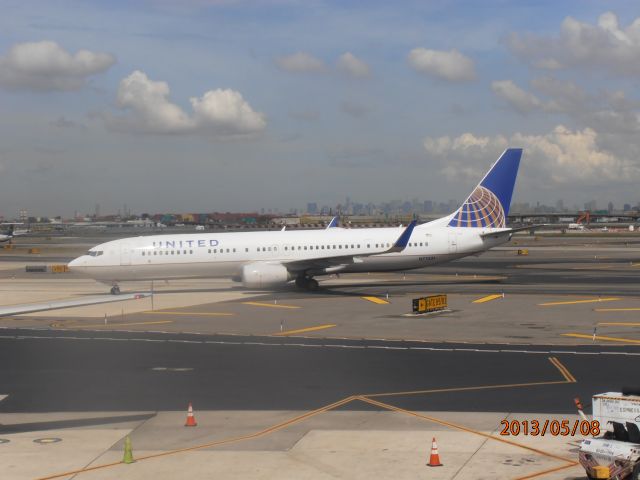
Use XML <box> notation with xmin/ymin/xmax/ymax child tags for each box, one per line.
<box><xmin>307</xmin><ymin>202</ymin><xmax>318</xmax><ymax>214</ymax></box>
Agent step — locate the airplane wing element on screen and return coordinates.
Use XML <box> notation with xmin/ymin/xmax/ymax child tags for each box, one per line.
<box><xmin>0</xmin><ymin>293</ymin><xmax>150</xmax><ymax>317</ymax></box>
<box><xmin>479</xmin><ymin>224</ymin><xmax>546</xmax><ymax>240</ymax></box>
<box><xmin>284</xmin><ymin>221</ymin><xmax>416</xmax><ymax>273</ymax></box>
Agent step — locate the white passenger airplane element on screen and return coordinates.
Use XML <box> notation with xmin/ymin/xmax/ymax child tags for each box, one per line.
<box><xmin>69</xmin><ymin>148</ymin><xmax>523</xmax><ymax>294</ymax></box>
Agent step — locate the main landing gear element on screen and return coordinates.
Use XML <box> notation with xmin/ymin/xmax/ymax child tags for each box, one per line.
<box><xmin>295</xmin><ymin>276</ymin><xmax>319</xmax><ymax>291</ymax></box>
<box><xmin>110</xmin><ymin>285</ymin><xmax>121</xmax><ymax>295</ymax></box>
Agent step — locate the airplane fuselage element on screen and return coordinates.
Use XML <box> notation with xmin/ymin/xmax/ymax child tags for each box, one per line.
<box><xmin>68</xmin><ymin>224</ymin><xmax>508</xmax><ymax>284</ymax></box>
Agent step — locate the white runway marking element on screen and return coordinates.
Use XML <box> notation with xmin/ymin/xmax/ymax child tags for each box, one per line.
<box><xmin>1</xmin><ymin>330</ymin><xmax>640</xmax><ymax>356</ymax></box>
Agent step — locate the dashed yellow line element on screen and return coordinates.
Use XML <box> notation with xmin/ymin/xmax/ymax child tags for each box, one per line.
<box><xmin>595</xmin><ymin>308</ymin><xmax>640</xmax><ymax>312</ymax></box>
<box><xmin>361</xmin><ymin>296</ymin><xmax>390</xmax><ymax>305</ymax></box>
<box><xmin>472</xmin><ymin>294</ymin><xmax>503</xmax><ymax>304</ymax></box>
<box><xmin>143</xmin><ymin>311</ymin><xmax>234</xmax><ymax>316</ymax></box>
<box><xmin>272</xmin><ymin>324</ymin><xmax>337</xmax><ymax>336</ymax></box>
<box><xmin>562</xmin><ymin>333</ymin><xmax>640</xmax><ymax>345</ymax></box>
<box><xmin>538</xmin><ymin>297</ymin><xmax>620</xmax><ymax>306</ymax></box>
<box><xmin>242</xmin><ymin>301</ymin><xmax>300</xmax><ymax>309</ymax></box>
<box><xmin>548</xmin><ymin>357</ymin><xmax>577</xmax><ymax>383</ymax></box>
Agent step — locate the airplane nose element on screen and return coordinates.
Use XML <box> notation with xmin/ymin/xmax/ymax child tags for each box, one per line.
<box><xmin>67</xmin><ymin>257</ymin><xmax>83</xmax><ymax>270</ymax></box>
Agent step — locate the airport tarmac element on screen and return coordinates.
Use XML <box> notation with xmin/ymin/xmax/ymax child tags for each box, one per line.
<box><xmin>0</xmin><ymin>233</ymin><xmax>639</xmax><ymax>479</ymax></box>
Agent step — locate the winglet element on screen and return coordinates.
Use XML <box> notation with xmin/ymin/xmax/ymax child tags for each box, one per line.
<box><xmin>387</xmin><ymin>220</ymin><xmax>417</xmax><ymax>253</ymax></box>
<box><xmin>326</xmin><ymin>216</ymin><xmax>339</xmax><ymax>229</ymax></box>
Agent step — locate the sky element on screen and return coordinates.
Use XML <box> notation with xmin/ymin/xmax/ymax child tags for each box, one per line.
<box><xmin>1</xmin><ymin>0</ymin><xmax>639</xmax><ymax>217</ymax></box>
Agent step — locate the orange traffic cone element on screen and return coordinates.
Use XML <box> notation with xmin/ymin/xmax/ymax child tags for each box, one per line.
<box><xmin>185</xmin><ymin>402</ymin><xmax>198</xmax><ymax>427</ymax></box>
<box><xmin>427</xmin><ymin>437</ymin><xmax>443</xmax><ymax>467</ymax></box>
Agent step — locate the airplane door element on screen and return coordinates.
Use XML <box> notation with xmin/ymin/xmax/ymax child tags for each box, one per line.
<box><xmin>448</xmin><ymin>233</ymin><xmax>458</xmax><ymax>254</ymax></box>
<box><xmin>120</xmin><ymin>242</ymin><xmax>132</xmax><ymax>265</ymax></box>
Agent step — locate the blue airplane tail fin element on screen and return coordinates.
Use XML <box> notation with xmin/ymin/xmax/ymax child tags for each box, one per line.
<box><xmin>448</xmin><ymin>148</ymin><xmax>522</xmax><ymax>228</ymax></box>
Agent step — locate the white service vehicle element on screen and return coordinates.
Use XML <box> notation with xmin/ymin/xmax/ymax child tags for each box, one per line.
<box><xmin>579</xmin><ymin>391</ymin><xmax>640</xmax><ymax>480</ymax></box>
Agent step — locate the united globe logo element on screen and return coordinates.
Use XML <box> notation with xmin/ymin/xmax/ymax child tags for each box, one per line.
<box><xmin>448</xmin><ymin>185</ymin><xmax>506</xmax><ymax>228</ymax></box>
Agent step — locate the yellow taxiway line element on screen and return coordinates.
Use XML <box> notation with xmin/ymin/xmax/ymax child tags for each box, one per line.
<box><xmin>472</xmin><ymin>294</ymin><xmax>503</xmax><ymax>304</ymax></box>
<box><xmin>144</xmin><ymin>311</ymin><xmax>234</xmax><ymax>316</ymax></box>
<box><xmin>548</xmin><ymin>357</ymin><xmax>577</xmax><ymax>383</ymax></box>
<box><xmin>538</xmin><ymin>297</ymin><xmax>620</xmax><ymax>306</ymax></box>
<box><xmin>52</xmin><ymin>320</ymin><xmax>173</xmax><ymax>328</ymax></box>
<box><xmin>361</xmin><ymin>296</ymin><xmax>390</xmax><ymax>305</ymax></box>
<box><xmin>357</xmin><ymin>396</ymin><xmax>576</xmax><ymax>464</ymax></box>
<box><xmin>595</xmin><ymin>308</ymin><xmax>640</xmax><ymax>312</ymax></box>
<box><xmin>242</xmin><ymin>301</ymin><xmax>300</xmax><ymax>309</ymax></box>
<box><xmin>37</xmin><ymin>353</ymin><xmax>577</xmax><ymax>480</ymax></box>
<box><xmin>598</xmin><ymin>322</ymin><xmax>640</xmax><ymax>326</ymax></box>
<box><xmin>562</xmin><ymin>333</ymin><xmax>640</xmax><ymax>344</ymax></box>
<box><xmin>272</xmin><ymin>324</ymin><xmax>337</xmax><ymax>336</ymax></box>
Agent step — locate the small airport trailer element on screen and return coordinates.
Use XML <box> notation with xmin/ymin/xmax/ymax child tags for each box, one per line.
<box><xmin>579</xmin><ymin>392</ymin><xmax>640</xmax><ymax>479</ymax></box>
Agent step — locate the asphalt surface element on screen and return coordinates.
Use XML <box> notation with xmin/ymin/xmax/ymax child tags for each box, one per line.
<box><xmin>0</xmin><ymin>328</ymin><xmax>637</xmax><ymax>416</ymax></box>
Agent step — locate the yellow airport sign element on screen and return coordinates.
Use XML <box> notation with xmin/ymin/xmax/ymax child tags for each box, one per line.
<box><xmin>412</xmin><ymin>294</ymin><xmax>447</xmax><ymax>314</ymax></box>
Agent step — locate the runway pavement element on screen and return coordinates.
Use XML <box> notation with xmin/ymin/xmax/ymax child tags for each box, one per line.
<box><xmin>0</xmin><ymin>328</ymin><xmax>636</xmax><ymax>415</ymax></box>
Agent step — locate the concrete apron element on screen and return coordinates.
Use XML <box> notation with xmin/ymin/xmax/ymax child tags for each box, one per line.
<box><xmin>0</xmin><ymin>410</ymin><xmax>583</xmax><ymax>480</ymax></box>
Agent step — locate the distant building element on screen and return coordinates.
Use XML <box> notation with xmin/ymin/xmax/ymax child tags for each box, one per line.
<box><xmin>306</xmin><ymin>202</ymin><xmax>318</xmax><ymax>214</ymax></box>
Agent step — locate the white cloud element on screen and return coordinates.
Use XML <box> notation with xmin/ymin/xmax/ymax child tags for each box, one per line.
<box><xmin>0</xmin><ymin>41</ymin><xmax>115</xmax><ymax>91</ymax></box>
<box><xmin>507</xmin><ymin>12</ymin><xmax>640</xmax><ymax>75</ymax></box>
<box><xmin>337</xmin><ymin>52</ymin><xmax>370</xmax><ymax>78</ymax></box>
<box><xmin>108</xmin><ymin>70</ymin><xmax>265</xmax><ymax>136</ymax></box>
<box><xmin>275</xmin><ymin>52</ymin><xmax>326</xmax><ymax>73</ymax></box>
<box><xmin>407</xmin><ymin>48</ymin><xmax>475</xmax><ymax>82</ymax></box>
<box><xmin>424</xmin><ymin>126</ymin><xmax>639</xmax><ymax>185</ymax></box>
<box><xmin>491</xmin><ymin>80</ymin><xmax>558</xmax><ymax>114</ymax></box>
<box><xmin>190</xmin><ymin>89</ymin><xmax>267</xmax><ymax>133</ymax></box>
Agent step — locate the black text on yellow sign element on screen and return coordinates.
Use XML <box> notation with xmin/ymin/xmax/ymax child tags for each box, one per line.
<box><xmin>412</xmin><ymin>294</ymin><xmax>447</xmax><ymax>313</ymax></box>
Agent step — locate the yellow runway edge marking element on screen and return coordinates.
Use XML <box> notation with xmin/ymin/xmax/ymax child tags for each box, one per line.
<box><xmin>563</xmin><ymin>333</ymin><xmax>640</xmax><ymax>345</ymax></box>
<box><xmin>595</xmin><ymin>308</ymin><xmax>640</xmax><ymax>313</ymax></box>
<box><xmin>548</xmin><ymin>357</ymin><xmax>577</xmax><ymax>383</ymax></box>
<box><xmin>273</xmin><ymin>324</ymin><xmax>337</xmax><ymax>336</ymax></box>
<box><xmin>242</xmin><ymin>301</ymin><xmax>300</xmax><ymax>309</ymax></box>
<box><xmin>538</xmin><ymin>297</ymin><xmax>620</xmax><ymax>306</ymax></box>
<box><xmin>143</xmin><ymin>311</ymin><xmax>234</xmax><ymax>316</ymax></box>
<box><xmin>472</xmin><ymin>294</ymin><xmax>503</xmax><ymax>304</ymax></box>
<box><xmin>361</xmin><ymin>296</ymin><xmax>390</xmax><ymax>304</ymax></box>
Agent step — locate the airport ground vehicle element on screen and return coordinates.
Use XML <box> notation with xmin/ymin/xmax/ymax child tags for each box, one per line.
<box><xmin>579</xmin><ymin>391</ymin><xmax>640</xmax><ymax>479</ymax></box>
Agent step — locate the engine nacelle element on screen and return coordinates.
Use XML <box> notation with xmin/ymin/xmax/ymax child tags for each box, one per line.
<box><xmin>241</xmin><ymin>263</ymin><xmax>292</xmax><ymax>288</ymax></box>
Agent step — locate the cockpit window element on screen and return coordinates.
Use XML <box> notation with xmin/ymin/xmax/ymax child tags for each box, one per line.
<box><xmin>87</xmin><ymin>251</ymin><xmax>104</xmax><ymax>257</ymax></box>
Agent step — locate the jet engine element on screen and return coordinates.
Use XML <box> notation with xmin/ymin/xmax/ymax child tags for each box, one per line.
<box><xmin>241</xmin><ymin>263</ymin><xmax>292</xmax><ymax>288</ymax></box>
